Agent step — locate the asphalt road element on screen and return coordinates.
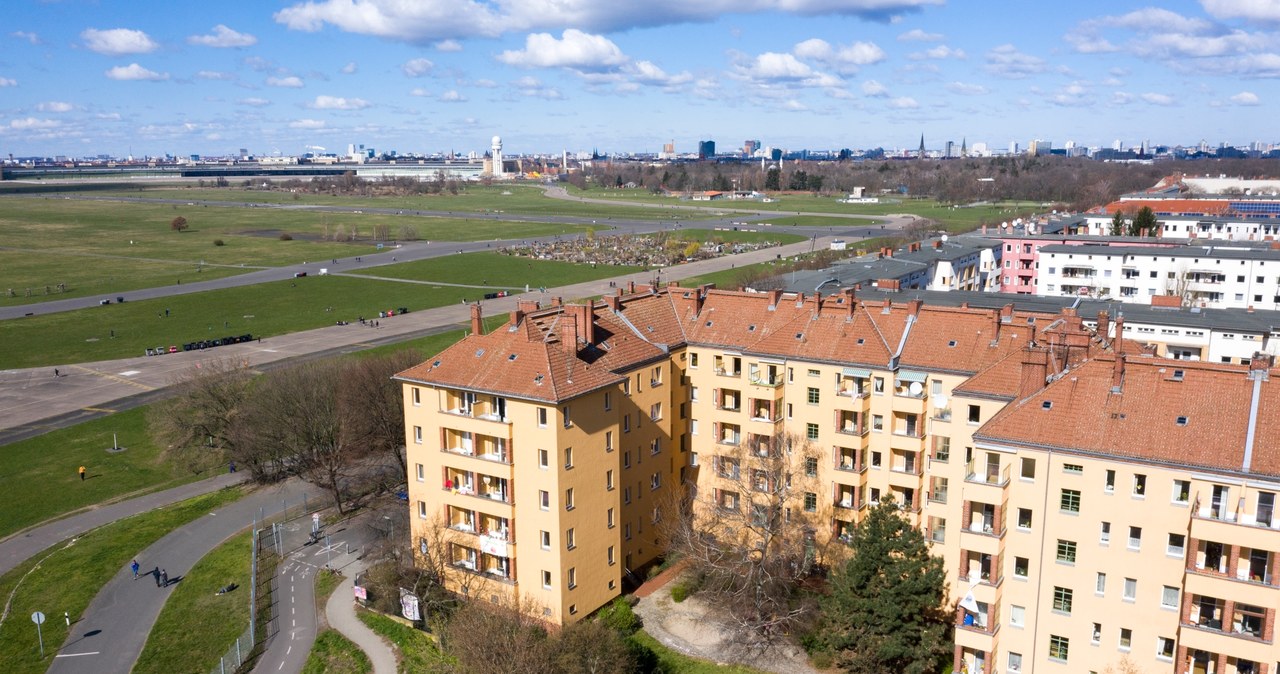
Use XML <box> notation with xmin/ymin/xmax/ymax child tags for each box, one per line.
<box><xmin>47</xmin><ymin>479</ymin><xmax>324</xmax><ymax>674</ymax></box>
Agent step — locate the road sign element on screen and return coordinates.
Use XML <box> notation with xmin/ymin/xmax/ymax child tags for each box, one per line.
<box><xmin>31</xmin><ymin>612</ymin><xmax>44</xmax><ymax>625</ymax></box>
<box><xmin>32</xmin><ymin>611</ymin><xmax>45</xmax><ymax>657</ymax></box>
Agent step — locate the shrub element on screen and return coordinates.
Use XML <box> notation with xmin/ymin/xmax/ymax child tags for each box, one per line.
<box><xmin>810</xmin><ymin>651</ymin><xmax>834</xmax><ymax>670</ymax></box>
<box><xmin>597</xmin><ymin>597</ymin><xmax>642</xmax><ymax>636</ymax></box>
<box><xmin>670</xmin><ymin>583</ymin><xmax>689</xmax><ymax>603</ymax></box>
<box><xmin>279</xmin><ymin>233</ymin><xmax>293</xmax><ymax>241</ymax></box>
<box><xmin>213</xmin><ymin>239</ymin><xmax>225</xmax><ymax>246</ymax></box>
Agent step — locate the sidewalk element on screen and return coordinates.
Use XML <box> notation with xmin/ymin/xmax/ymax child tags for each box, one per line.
<box><xmin>326</xmin><ymin>558</ymin><xmax>397</xmax><ymax>674</ymax></box>
<box><xmin>0</xmin><ymin>471</ymin><xmax>246</xmax><ymax>577</ymax></box>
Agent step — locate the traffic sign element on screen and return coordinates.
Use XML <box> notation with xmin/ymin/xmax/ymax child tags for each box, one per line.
<box><xmin>31</xmin><ymin>612</ymin><xmax>44</xmax><ymax>625</ymax></box>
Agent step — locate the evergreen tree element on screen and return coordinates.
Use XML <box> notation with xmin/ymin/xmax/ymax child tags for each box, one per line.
<box><xmin>765</xmin><ymin>166</ymin><xmax>781</xmax><ymax>191</ymax></box>
<box><xmin>1130</xmin><ymin>205</ymin><xmax>1158</xmax><ymax>236</ymax></box>
<box><xmin>819</xmin><ymin>497</ymin><xmax>950</xmax><ymax>674</ymax></box>
<box><xmin>1110</xmin><ymin>211</ymin><xmax>1125</xmax><ymax>237</ymax></box>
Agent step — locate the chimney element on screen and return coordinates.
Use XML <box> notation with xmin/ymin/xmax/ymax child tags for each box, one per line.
<box><xmin>812</xmin><ymin>293</ymin><xmax>824</xmax><ymax>312</ymax></box>
<box><xmin>907</xmin><ymin>299</ymin><xmax>923</xmax><ymax>316</ymax></box>
<box><xmin>605</xmin><ymin>293</ymin><xmax>621</xmax><ymax>311</ymax></box>
<box><xmin>578</xmin><ymin>302</ymin><xmax>595</xmax><ymax>345</ymax></box>
<box><xmin>1247</xmin><ymin>305</ymin><xmax>1255</xmax><ymax>313</ymax></box>
<box><xmin>518</xmin><ymin>299</ymin><xmax>541</xmax><ymax>313</ymax></box>
<box><xmin>694</xmin><ymin>287</ymin><xmax>706</xmax><ymax>316</ymax></box>
<box><xmin>982</xmin><ymin>224</ymin><xmax>988</xmax><ymax>235</ymax></box>
<box><xmin>559</xmin><ymin>311</ymin><xmax>579</xmax><ymax>354</ymax></box>
<box><xmin>470</xmin><ymin>303</ymin><xmax>484</xmax><ymax>335</ymax></box>
<box><xmin>1111</xmin><ymin>354</ymin><xmax>1126</xmax><ymax>392</ymax></box>
<box><xmin>1096</xmin><ymin>311</ymin><xmax>1110</xmax><ymax>343</ymax></box>
<box><xmin>628</xmin><ymin>281</ymin><xmax>636</xmax><ymax>293</ymax></box>
<box><xmin>933</xmin><ymin>240</ymin><xmax>942</xmax><ymax>249</ymax></box>
<box><xmin>1113</xmin><ymin>315</ymin><xmax>1124</xmax><ymax>353</ymax></box>
<box><xmin>1019</xmin><ymin>346</ymin><xmax>1050</xmax><ymax>399</ymax></box>
<box><xmin>768</xmin><ymin>289</ymin><xmax>782</xmax><ymax>308</ymax></box>
<box><xmin>990</xmin><ymin>309</ymin><xmax>1002</xmax><ymax>344</ymax></box>
<box><xmin>1001</xmin><ymin>303</ymin><xmax>1014</xmax><ymax>322</ymax></box>
<box><xmin>1249</xmin><ymin>351</ymin><xmax>1274</xmax><ymax>379</ymax></box>
<box><xmin>550</xmin><ymin>296</ymin><xmax>563</xmax><ymax>308</ymax></box>
<box><xmin>844</xmin><ymin>288</ymin><xmax>857</xmax><ymax>318</ymax></box>
<box><xmin>509</xmin><ymin>308</ymin><xmax>524</xmax><ymax>326</ymax></box>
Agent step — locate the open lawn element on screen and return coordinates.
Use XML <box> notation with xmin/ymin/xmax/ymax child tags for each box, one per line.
<box><xmin>134</xmin><ymin>528</ymin><xmax>257</xmax><ymax>674</ymax></box>
<box><xmin>673</xmin><ymin>228</ymin><xmax>805</xmax><ymax>245</ymax></box>
<box><xmin>87</xmin><ymin>183</ymin><xmax>706</xmax><ymax>220</ymax></box>
<box><xmin>304</xmin><ymin>631</ymin><xmax>372</xmax><ymax>674</ymax></box>
<box><xmin>0</xmin><ymin>405</ymin><xmax>208</xmax><ymax>540</ymax></box>
<box><xmin>0</xmin><ymin>196</ymin><xmax>601</xmax><ymax>305</ymax></box>
<box><xmin>0</xmin><ymin>487</ymin><xmax>244</xmax><ymax>674</ymax></box>
<box><xmin>359</xmin><ymin>250</ymin><xmax>646</xmax><ymax>287</ymax></box>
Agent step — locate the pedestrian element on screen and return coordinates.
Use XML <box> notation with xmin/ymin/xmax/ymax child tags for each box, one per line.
<box><xmin>54</xmin><ymin>368</ymin><xmax>60</xmax><ymax>377</ymax></box>
<box><xmin>131</xmin><ymin>559</ymin><xmax>140</xmax><ymax>579</ymax></box>
<box><xmin>229</xmin><ymin>460</ymin><xmax>236</xmax><ymax>473</ymax></box>
<box><xmin>160</xmin><ymin>569</ymin><xmax>169</xmax><ymax>586</ymax></box>
<box><xmin>154</xmin><ymin>567</ymin><xmax>162</xmax><ymax>587</ymax></box>
<box><xmin>78</xmin><ymin>465</ymin><xmax>86</xmax><ymax>481</ymax></box>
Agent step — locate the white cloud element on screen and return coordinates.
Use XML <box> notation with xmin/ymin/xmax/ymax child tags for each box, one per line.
<box><xmin>37</xmin><ymin>101</ymin><xmax>73</xmax><ymax>112</ymax></box>
<box><xmin>793</xmin><ymin>38</ymin><xmax>885</xmax><ymax>74</ymax></box>
<box><xmin>12</xmin><ymin>31</ymin><xmax>40</xmax><ymax>45</ymax></box>
<box><xmin>627</xmin><ymin>60</ymin><xmax>693</xmax><ymax>87</ymax></box>
<box><xmin>515</xmin><ymin>76</ymin><xmax>563</xmax><ymax>99</ymax></box>
<box><xmin>1230</xmin><ymin>90</ymin><xmax>1260</xmax><ymax>105</ymax></box>
<box><xmin>409</xmin><ymin>87</ymin><xmax>430</xmax><ymax>96</ymax></box>
<box><xmin>897</xmin><ymin>28</ymin><xmax>942</xmax><ymax>41</ymax></box>
<box><xmin>1202</xmin><ymin>0</ymin><xmax>1280</xmax><ymax>22</ymax></box>
<box><xmin>473</xmin><ymin>78</ymin><xmax>498</xmax><ymax>88</ymax></box>
<box><xmin>1141</xmin><ymin>92</ymin><xmax>1175</xmax><ymax>105</ymax></box>
<box><xmin>238</xmin><ymin>97</ymin><xmax>271</xmax><ymax>107</ymax></box>
<box><xmin>289</xmin><ymin>119</ymin><xmax>326</xmax><ymax>129</ymax></box>
<box><xmin>188</xmin><ymin>25</ymin><xmax>258</xmax><ymax>48</ymax></box>
<box><xmin>435</xmin><ymin>39</ymin><xmax>463</xmax><ymax>52</ymax></box>
<box><xmin>984</xmin><ymin>44</ymin><xmax>1046</xmax><ymax>78</ymax></box>
<box><xmin>783</xmin><ymin>99</ymin><xmax>808</xmax><ymax>110</ymax></box>
<box><xmin>197</xmin><ymin>70</ymin><xmax>235</xmax><ymax>81</ymax></box>
<box><xmin>274</xmin><ymin>0</ymin><xmax>947</xmax><ymax>42</ymax></box>
<box><xmin>96</xmin><ymin>112</ymin><xmax>122</xmax><ymax>120</ymax></box>
<box><xmin>81</xmin><ymin>28</ymin><xmax>158</xmax><ymax>56</ymax></box>
<box><xmin>861</xmin><ymin>79</ymin><xmax>888</xmax><ymax>96</ymax></box>
<box><xmin>439</xmin><ymin>90</ymin><xmax>467</xmax><ymax>102</ymax></box>
<box><xmin>9</xmin><ymin>117</ymin><xmax>60</xmax><ymax>130</ymax></box>
<box><xmin>945</xmin><ymin>81</ymin><xmax>987</xmax><ymax>95</ymax></box>
<box><xmin>309</xmin><ymin>95</ymin><xmax>371</xmax><ymax>110</ymax></box>
<box><xmin>910</xmin><ymin>44</ymin><xmax>965</xmax><ymax>60</ymax></box>
<box><xmin>0</xmin><ymin>77</ymin><xmax>16</xmax><ymax>87</ymax></box>
<box><xmin>1111</xmin><ymin>91</ymin><xmax>1135</xmax><ymax>105</ymax></box>
<box><xmin>105</xmin><ymin>63</ymin><xmax>168</xmax><ymax>81</ymax></box>
<box><xmin>888</xmin><ymin>96</ymin><xmax>919</xmax><ymax>109</ymax></box>
<box><xmin>267</xmin><ymin>76</ymin><xmax>305</xmax><ymax>88</ymax></box>
<box><xmin>401</xmin><ymin>58</ymin><xmax>434</xmax><ymax>77</ymax></box>
<box><xmin>342</xmin><ymin>62</ymin><xmax>358</xmax><ymax>74</ymax></box>
<box><xmin>498</xmin><ymin>29</ymin><xmax>627</xmax><ymax>70</ymax></box>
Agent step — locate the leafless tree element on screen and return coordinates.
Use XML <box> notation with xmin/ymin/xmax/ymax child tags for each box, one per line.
<box><xmin>658</xmin><ymin>431</ymin><xmax>841</xmax><ymax>652</ymax></box>
<box><xmin>341</xmin><ymin>350</ymin><xmax>421</xmax><ymax>479</ymax></box>
<box><xmin>148</xmin><ymin>358</ymin><xmax>255</xmax><ymax>475</ymax></box>
<box><xmin>441</xmin><ymin>596</ymin><xmax>558</xmax><ymax>674</ymax></box>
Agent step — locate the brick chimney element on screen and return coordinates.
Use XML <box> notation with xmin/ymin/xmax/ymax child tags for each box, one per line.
<box><xmin>577</xmin><ymin>302</ymin><xmax>595</xmax><ymax>345</ymax></box>
<box><xmin>1111</xmin><ymin>354</ymin><xmax>1126</xmax><ymax>392</ymax></box>
<box><xmin>518</xmin><ymin>299</ymin><xmax>541</xmax><ymax>313</ymax></box>
<box><xmin>605</xmin><ymin>293</ymin><xmax>621</xmax><ymax>311</ymax></box>
<box><xmin>1113</xmin><ymin>315</ymin><xmax>1124</xmax><ymax>353</ymax></box>
<box><xmin>1019</xmin><ymin>346</ymin><xmax>1050</xmax><ymax>399</ymax></box>
<box><xmin>509</xmin><ymin>308</ymin><xmax>523</xmax><ymax>326</ymax></box>
<box><xmin>933</xmin><ymin>240</ymin><xmax>943</xmax><ymax>249</ymax></box>
<box><xmin>1096</xmin><ymin>311</ymin><xmax>1110</xmax><ymax>343</ymax></box>
<box><xmin>844</xmin><ymin>288</ymin><xmax>857</xmax><ymax>318</ymax></box>
<box><xmin>470</xmin><ymin>303</ymin><xmax>484</xmax><ymax>335</ymax></box>
<box><xmin>1250</xmin><ymin>351</ymin><xmax>1274</xmax><ymax>378</ymax></box>
<box><xmin>908</xmin><ymin>299</ymin><xmax>923</xmax><ymax>316</ymax></box>
<box><xmin>628</xmin><ymin>281</ymin><xmax>636</xmax><ymax>293</ymax></box>
<box><xmin>559</xmin><ymin>311</ymin><xmax>579</xmax><ymax>354</ymax></box>
<box><xmin>990</xmin><ymin>309</ymin><xmax>1002</xmax><ymax>344</ymax></box>
<box><xmin>768</xmin><ymin>289</ymin><xmax>782</xmax><ymax>308</ymax></box>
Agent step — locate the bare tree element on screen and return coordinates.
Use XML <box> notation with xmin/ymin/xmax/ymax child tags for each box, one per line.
<box><xmin>341</xmin><ymin>350</ymin><xmax>421</xmax><ymax>478</ymax></box>
<box><xmin>441</xmin><ymin>596</ymin><xmax>558</xmax><ymax>674</ymax></box>
<box><xmin>148</xmin><ymin>358</ymin><xmax>255</xmax><ymax>475</ymax></box>
<box><xmin>659</xmin><ymin>431</ymin><xmax>838</xmax><ymax>651</ymax></box>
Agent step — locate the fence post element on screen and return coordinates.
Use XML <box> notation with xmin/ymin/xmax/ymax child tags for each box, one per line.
<box><xmin>303</xmin><ymin>494</ymin><xmax>308</xmax><ymax>520</ymax></box>
<box><xmin>235</xmin><ymin>637</ymin><xmax>242</xmax><ymax>667</ymax></box>
<box><xmin>220</xmin><ymin>656</ymin><xmax>225</xmax><ymax>674</ymax></box>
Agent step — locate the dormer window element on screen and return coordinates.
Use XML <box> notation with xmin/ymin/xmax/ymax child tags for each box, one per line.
<box><xmin>1176</xmin><ymin>416</ymin><xmax>1188</xmax><ymax>426</ymax></box>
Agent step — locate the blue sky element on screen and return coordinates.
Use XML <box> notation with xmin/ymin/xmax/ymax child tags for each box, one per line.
<box><xmin>1</xmin><ymin>0</ymin><xmax>1277</xmax><ymax>158</ymax></box>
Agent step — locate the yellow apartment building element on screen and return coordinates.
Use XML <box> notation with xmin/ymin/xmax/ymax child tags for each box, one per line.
<box><xmin>397</xmin><ymin>284</ymin><xmax>1280</xmax><ymax>674</ymax></box>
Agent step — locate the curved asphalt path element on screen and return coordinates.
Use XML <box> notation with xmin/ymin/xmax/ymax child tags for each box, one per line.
<box><xmin>47</xmin><ymin>479</ymin><xmax>324</xmax><ymax>674</ymax></box>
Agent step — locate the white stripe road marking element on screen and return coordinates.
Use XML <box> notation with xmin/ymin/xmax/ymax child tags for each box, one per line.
<box><xmin>286</xmin><ymin>646</ymin><xmax>292</xmax><ymax>656</ymax></box>
<box><xmin>278</xmin><ymin>662</ymin><xmax>284</xmax><ymax>670</ymax></box>
<box><xmin>55</xmin><ymin>652</ymin><xmax>101</xmax><ymax>658</ymax></box>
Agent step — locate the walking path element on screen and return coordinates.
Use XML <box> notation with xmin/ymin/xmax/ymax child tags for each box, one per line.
<box><xmin>325</xmin><ymin>559</ymin><xmax>397</xmax><ymax>674</ymax></box>
<box><xmin>47</xmin><ymin>479</ymin><xmax>324</xmax><ymax>674</ymax></box>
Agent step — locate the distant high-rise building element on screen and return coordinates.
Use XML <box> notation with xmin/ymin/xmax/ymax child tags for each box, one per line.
<box><xmin>944</xmin><ymin>141</ymin><xmax>954</xmax><ymax>158</ymax></box>
<box><xmin>659</xmin><ymin>140</ymin><xmax>676</xmax><ymax>160</ymax></box>
<box><xmin>744</xmin><ymin>140</ymin><xmax>758</xmax><ymax>156</ymax></box>
<box><xmin>1010</xmin><ymin>140</ymin><xmax>1020</xmax><ymax>155</ymax></box>
<box><xmin>1113</xmin><ymin>139</ymin><xmax>1124</xmax><ymax>151</ymax></box>
<box><xmin>698</xmin><ymin>140</ymin><xmax>715</xmax><ymax>159</ymax></box>
<box><xmin>1029</xmin><ymin>139</ymin><xmax>1052</xmax><ymax>156</ymax></box>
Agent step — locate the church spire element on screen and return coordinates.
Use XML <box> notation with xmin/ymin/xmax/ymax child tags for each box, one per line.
<box><xmin>918</xmin><ymin>134</ymin><xmax>926</xmax><ymax>159</ymax></box>
<box><xmin>961</xmin><ymin>137</ymin><xmax>968</xmax><ymax>158</ymax></box>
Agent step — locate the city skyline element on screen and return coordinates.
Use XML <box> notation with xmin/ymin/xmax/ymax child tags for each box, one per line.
<box><xmin>1</xmin><ymin>0</ymin><xmax>1277</xmax><ymax>158</ymax></box>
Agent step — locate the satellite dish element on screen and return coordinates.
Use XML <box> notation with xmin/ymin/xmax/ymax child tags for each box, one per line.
<box><xmin>933</xmin><ymin>393</ymin><xmax>948</xmax><ymax>409</ymax></box>
<box><xmin>941</xmin><ymin>234</ymin><xmax>949</xmax><ymax>242</ymax></box>
<box><xmin>909</xmin><ymin>381</ymin><xmax>924</xmax><ymax>397</ymax></box>
<box><xmin>1001</xmin><ymin>221</ymin><xmax>1009</xmax><ymax>229</ymax></box>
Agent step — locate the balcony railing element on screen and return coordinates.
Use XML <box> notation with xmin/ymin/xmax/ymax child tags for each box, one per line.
<box><xmin>749</xmin><ymin>374</ymin><xmax>783</xmax><ymax>388</ymax></box>
<box><xmin>965</xmin><ymin>460</ymin><xmax>1010</xmax><ymax>487</ymax></box>
<box><xmin>443</xmin><ymin>445</ymin><xmax>511</xmax><ymax>465</ymax></box>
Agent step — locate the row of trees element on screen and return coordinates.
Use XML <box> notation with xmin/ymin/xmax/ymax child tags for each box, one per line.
<box><xmin>149</xmin><ymin>352</ymin><xmax>419</xmax><ymax>511</ymax></box>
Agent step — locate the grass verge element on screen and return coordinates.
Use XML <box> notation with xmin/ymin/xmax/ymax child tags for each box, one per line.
<box><xmin>133</xmin><ymin>528</ymin><xmax>257</xmax><ymax>674</ymax></box>
<box><xmin>304</xmin><ymin>631</ymin><xmax>371</xmax><ymax>674</ymax></box>
<box><xmin>357</xmin><ymin>608</ymin><xmax>452</xmax><ymax>674</ymax></box>
<box><xmin>0</xmin><ymin>405</ymin><xmax>209</xmax><ymax>541</ymax></box>
<box><xmin>0</xmin><ymin>486</ymin><xmax>244</xmax><ymax>674</ymax></box>
<box><xmin>629</xmin><ymin>629</ymin><xmax>768</xmax><ymax>674</ymax></box>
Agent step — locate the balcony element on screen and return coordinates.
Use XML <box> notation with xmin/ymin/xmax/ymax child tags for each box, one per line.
<box><xmin>442</xmin><ymin>431</ymin><xmax>511</xmax><ymax>465</ymax></box>
<box><xmin>836</xmin><ymin>373</ymin><xmax>870</xmax><ymax>399</ymax></box>
<box><xmin>834</xmin><ymin>487</ymin><xmax>860</xmax><ymax>511</ymax></box>
<box><xmin>749</xmin><ymin>399</ymin><xmax>781</xmax><ymax>423</ymax></box>
<box><xmin>956</xmin><ymin>602</ymin><xmax>999</xmax><ymax>636</ymax></box>
<box><xmin>835</xmin><ymin>411</ymin><xmax>866</xmax><ymax>436</ymax></box>
<box><xmin>835</xmin><ymin>447</ymin><xmax>865</xmax><ymax>473</ymax></box>
<box><xmin>443</xmin><ymin>471</ymin><xmax>511</xmax><ymax>505</ymax></box>
<box><xmin>1183</xmin><ymin>596</ymin><xmax>1271</xmax><ymax>643</ymax></box>
<box><xmin>748</xmin><ymin>373</ymin><xmax>783</xmax><ymax>388</ymax></box>
<box><xmin>965</xmin><ymin>460</ymin><xmax>1010</xmax><ymax>487</ymax></box>
<box><xmin>964</xmin><ymin>503</ymin><xmax>1003</xmax><ymax>538</ymax></box>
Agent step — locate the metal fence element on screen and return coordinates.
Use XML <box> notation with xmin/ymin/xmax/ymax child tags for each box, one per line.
<box><xmin>207</xmin><ymin>624</ymin><xmax>254</xmax><ymax>674</ymax></box>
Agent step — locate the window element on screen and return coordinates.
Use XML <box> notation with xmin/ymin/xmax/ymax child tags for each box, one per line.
<box><xmin>623</xmin><ymin>486</ymin><xmax>631</xmax><ymax>504</ymax></box>
<box><xmin>564</xmin><ymin>447</ymin><xmax>574</xmax><ymax>469</ymax></box>
<box><xmin>802</xmin><ymin>457</ymin><xmax>818</xmax><ymax>477</ymax></box>
<box><xmin>540</xmin><ymin>530</ymin><xmax>551</xmax><ymax>550</ymax></box>
<box><xmin>565</xmin><ymin>488</ymin><xmax>575</xmax><ymax>510</ymax></box>
<box><xmin>1172</xmin><ymin>479</ymin><xmax>1190</xmax><ymax>504</ymax></box>
<box><xmin>624</xmin><ymin>523</ymin><xmax>631</xmax><ymax>540</ymax></box>
<box><xmin>1060</xmin><ymin>489</ymin><xmax>1081</xmax><ymax>513</ymax></box>
<box><xmin>1048</xmin><ymin>635</ymin><xmax>1069</xmax><ymax>661</ymax></box>
<box><xmin>415</xmin><ymin>463</ymin><xmax>424</xmax><ymax>481</ymax></box>
<box><xmin>807</xmin><ymin>387</ymin><xmax>820</xmax><ymax>404</ymax></box>
<box><xmin>1133</xmin><ymin>473</ymin><xmax>1146</xmax><ymax>497</ymax></box>
<box><xmin>413</xmin><ymin>425</ymin><xmax>423</xmax><ymax>444</ymax></box>
<box><xmin>1105</xmin><ymin>469</ymin><xmax>1115</xmax><ymax>493</ymax></box>
<box><xmin>968</xmin><ymin>404</ymin><xmax>981</xmax><ymax>424</ymax></box>
<box><xmin>603</xmin><ymin>391</ymin><xmax>611</xmax><ymax>411</ymax></box>
<box><xmin>411</xmin><ymin>387</ymin><xmax>421</xmax><ymax>406</ymax></box>
<box><xmin>650</xmin><ymin>438</ymin><xmax>661</xmax><ymax>455</ymax></box>
<box><xmin>1099</xmin><ymin>521</ymin><xmax>1110</xmax><ymax>545</ymax></box>
<box><xmin>1119</xmin><ymin>628</ymin><xmax>1132</xmax><ymax>650</ymax></box>
<box><xmin>1259</xmin><ymin>491</ymin><xmax>1276</xmax><ymax>526</ymax></box>
<box><xmin>1014</xmin><ymin>556</ymin><xmax>1029</xmax><ymax>578</ymax></box>
<box><xmin>608</xmin><ymin>545</ymin><xmax>616</xmax><ymax>565</ymax></box>
<box><xmin>650</xmin><ymin>473</ymin><xmax>661</xmax><ymax>490</ymax></box>
<box><xmin>1020</xmin><ymin>457</ymin><xmax>1036</xmax><ymax>480</ymax></box>
<box><xmin>1092</xmin><ymin>622</ymin><xmax>1102</xmax><ymax>644</ymax></box>
<box><xmin>539</xmin><ymin>490</ymin><xmax>550</xmax><ymax>510</ymax></box>
<box><xmin>542</xmin><ymin>570</ymin><xmax>552</xmax><ymax>589</ymax></box>
<box><xmin>871</xmin><ymin>451</ymin><xmax>882</xmax><ymax>468</ymax></box>
<box><xmin>1160</xmin><ymin>585</ymin><xmax>1179</xmax><ymax>609</ymax></box>
<box><xmin>804</xmin><ymin>492</ymin><xmax>817</xmax><ymax>512</ymax></box>
<box><xmin>623</xmin><ymin>450</ymin><xmax>631</xmax><ymax>469</ymax></box>
<box><xmin>418</xmin><ymin>501</ymin><xmax>427</xmax><ymax>518</ymax></box>
<box><xmin>873</xmin><ymin>376</ymin><xmax>884</xmax><ymax>394</ymax></box>
<box><xmin>872</xmin><ymin>415</ymin><xmax>884</xmax><ymax>432</ymax></box>
<box><xmin>1017</xmin><ymin>508</ymin><xmax>1032</xmax><ymax>530</ymax></box>
<box><xmin>1056</xmin><ymin>539</ymin><xmax>1077</xmax><ymax>563</ymax></box>
<box><xmin>1122</xmin><ymin>577</ymin><xmax>1136</xmax><ymax>601</ymax></box>
<box><xmin>1008</xmin><ymin>653</ymin><xmax>1022</xmax><ymax>672</ymax></box>
<box><xmin>567</xmin><ymin>567</ymin><xmax>576</xmax><ymax>589</ymax></box>
<box><xmin>650</xmin><ymin>402</ymin><xmax>662</xmax><ymax>421</ymax></box>
<box><xmin>538</xmin><ymin>449</ymin><xmax>549</xmax><ymax>469</ymax></box>
<box><xmin>1096</xmin><ymin>572</ymin><xmax>1106</xmax><ymax>595</ymax></box>
<box><xmin>690</xmin><ymin>386</ymin><xmax>699</xmax><ymax>401</ymax></box>
<box><xmin>1157</xmin><ymin>637</ymin><xmax>1174</xmax><ymax>659</ymax></box>
<box><xmin>562</xmin><ymin>405</ymin><xmax>572</xmax><ymax>428</ymax></box>
<box><xmin>1052</xmin><ymin>586</ymin><xmax>1073</xmax><ymax>614</ymax></box>
<box><xmin>690</xmin><ymin>353</ymin><xmax>698</xmax><ymax>367</ymax></box>
<box><xmin>566</xmin><ymin>528</ymin><xmax>575</xmax><ymax>550</ymax></box>
<box><xmin>607</xmin><ymin>508</ymin><xmax>615</xmax><ymax>528</ymax></box>
<box><xmin>1127</xmin><ymin>526</ymin><xmax>1141</xmax><ymax>550</ymax></box>
<box><xmin>934</xmin><ymin>437</ymin><xmax>951</xmax><ymax>462</ymax></box>
<box><xmin>806</xmin><ymin>423</ymin><xmax>819</xmax><ymax>440</ymax></box>
<box><xmin>1063</xmin><ymin>462</ymin><xmax>1083</xmax><ymax>474</ymax></box>
<box><xmin>1010</xmin><ymin>605</ymin><xmax>1025</xmax><ymax>627</ymax></box>
<box><xmin>1167</xmin><ymin>533</ymin><xmax>1185</xmax><ymax>557</ymax></box>
<box><xmin>537</xmin><ymin>408</ymin><xmax>548</xmax><ymax>427</ymax></box>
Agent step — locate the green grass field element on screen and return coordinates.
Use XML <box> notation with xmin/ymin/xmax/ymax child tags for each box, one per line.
<box><xmin>304</xmin><ymin>630</ymin><xmax>372</xmax><ymax>674</ymax></box>
<box><xmin>357</xmin><ymin>609</ymin><xmax>452</xmax><ymax>673</ymax></box>
<box><xmin>0</xmin><ymin>405</ymin><xmax>209</xmax><ymax>539</ymax></box>
<box><xmin>0</xmin><ymin>487</ymin><xmax>244</xmax><ymax>674</ymax></box>
<box><xmin>358</xmin><ymin>250</ymin><xmax>646</xmax><ymax>287</ymax></box>
<box><xmin>133</xmin><ymin>528</ymin><xmax>256</xmax><ymax>674</ymax></box>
